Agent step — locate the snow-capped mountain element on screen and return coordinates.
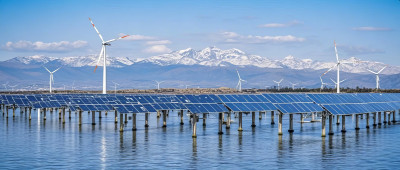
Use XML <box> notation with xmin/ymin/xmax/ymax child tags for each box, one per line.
<box><xmin>4</xmin><ymin>47</ymin><xmax>400</xmax><ymax>74</ymax></box>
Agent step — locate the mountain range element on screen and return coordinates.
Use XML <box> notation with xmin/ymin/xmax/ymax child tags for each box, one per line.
<box><xmin>1</xmin><ymin>47</ymin><xmax>399</xmax><ymax>91</ymax></box>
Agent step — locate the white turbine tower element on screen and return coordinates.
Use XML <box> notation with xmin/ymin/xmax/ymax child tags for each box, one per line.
<box><xmin>236</xmin><ymin>70</ymin><xmax>245</xmax><ymax>92</ymax></box>
<box><xmin>89</xmin><ymin>17</ymin><xmax>130</xmax><ymax>94</ymax></box>
<box><xmin>112</xmin><ymin>81</ymin><xmax>120</xmax><ymax>94</ymax></box>
<box><xmin>154</xmin><ymin>81</ymin><xmax>165</xmax><ymax>90</ymax></box>
<box><xmin>322</xmin><ymin>41</ymin><xmax>353</xmax><ymax>93</ymax></box>
<box><xmin>43</xmin><ymin>66</ymin><xmax>61</xmax><ymax>93</ymax></box>
<box><xmin>273</xmin><ymin>79</ymin><xmax>283</xmax><ymax>91</ymax></box>
<box><xmin>367</xmin><ymin>66</ymin><xmax>387</xmax><ymax>90</ymax></box>
<box><xmin>289</xmin><ymin>82</ymin><xmax>298</xmax><ymax>90</ymax></box>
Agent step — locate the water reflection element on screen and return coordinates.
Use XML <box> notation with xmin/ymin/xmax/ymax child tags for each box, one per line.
<box><xmin>192</xmin><ymin>137</ymin><xmax>197</xmax><ymax>158</ymax></box>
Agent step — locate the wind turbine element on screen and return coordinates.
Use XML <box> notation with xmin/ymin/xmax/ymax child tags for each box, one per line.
<box><xmin>367</xmin><ymin>66</ymin><xmax>387</xmax><ymax>90</ymax></box>
<box><xmin>331</xmin><ymin>78</ymin><xmax>346</xmax><ymax>89</ymax></box>
<box><xmin>289</xmin><ymin>82</ymin><xmax>298</xmax><ymax>90</ymax></box>
<box><xmin>112</xmin><ymin>81</ymin><xmax>119</xmax><ymax>94</ymax></box>
<box><xmin>2</xmin><ymin>81</ymin><xmax>8</xmax><ymax>91</ymax></box>
<box><xmin>89</xmin><ymin>17</ymin><xmax>130</xmax><ymax>94</ymax></box>
<box><xmin>319</xmin><ymin>77</ymin><xmax>330</xmax><ymax>92</ymax></box>
<box><xmin>43</xmin><ymin>66</ymin><xmax>61</xmax><ymax>93</ymax></box>
<box><xmin>154</xmin><ymin>80</ymin><xmax>165</xmax><ymax>90</ymax></box>
<box><xmin>185</xmin><ymin>85</ymin><xmax>191</xmax><ymax>89</ymax></box>
<box><xmin>273</xmin><ymin>79</ymin><xmax>283</xmax><ymax>91</ymax></box>
<box><xmin>322</xmin><ymin>41</ymin><xmax>353</xmax><ymax>93</ymax></box>
<box><xmin>236</xmin><ymin>70</ymin><xmax>245</xmax><ymax>92</ymax></box>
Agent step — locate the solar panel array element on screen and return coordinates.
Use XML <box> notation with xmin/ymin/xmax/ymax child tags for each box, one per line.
<box><xmin>262</xmin><ymin>94</ymin><xmax>324</xmax><ymax>114</ymax></box>
<box><xmin>308</xmin><ymin>93</ymin><xmax>400</xmax><ymax>115</ymax></box>
<box><xmin>1</xmin><ymin>93</ymin><xmax>400</xmax><ymax>115</ymax></box>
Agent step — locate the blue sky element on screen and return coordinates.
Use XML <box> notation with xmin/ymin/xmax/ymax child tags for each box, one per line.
<box><xmin>1</xmin><ymin>0</ymin><xmax>400</xmax><ymax>65</ymax></box>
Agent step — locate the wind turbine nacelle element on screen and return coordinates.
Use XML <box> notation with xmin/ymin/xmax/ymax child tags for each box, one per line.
<box><xmin>103</xmin><ymin>43</ymin><xmax>111</xmax><ymax>46</ymax></box>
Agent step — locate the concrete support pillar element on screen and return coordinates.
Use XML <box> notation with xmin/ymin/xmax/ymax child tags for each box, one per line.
<box><xmin>321</xmin><ymin>113</ymin><xmax>326</xmax><ymax>137</ymax></box>
<box><xmin>251</xmin><ymin>112</ymin><xmax>256</xmax><ymax>127</ymax></box>
<box><xmin>114</xmin><ymin>110</ymin><xmax>118</xmax><ymax>123</ymax></box>
<box><xmin>384</xmin><ymin>112</ymin><xmax>387</xmax><ymax>124</ymax></box>
<box><xmin>278</xmin><ymin>112</ymin><xmax>283</xmax><ymax>135</ymax></box>
<box><xmin>300</xmin><ymin>113</ymin><xmax>304</xmax><ymax>123</ymax></box>
<box><xmin>366</xmin><ymin>113</ymin><xmax>370</xmax><ymax>129</ymax></box>
<box><xmin>124</xmin><ymin>114</ymin><xmax>128</xmax><ymax>124</ymax></box>
<box><xmin>6</xmin><ymin>106</ymin><xmax>8</xmax><ymax>118</ymax></box>
<box><xmin>388</xmin><ymin>112</ymin><xmax>391</xmax><ymax>125</ymax></box>
<box><xmin>59</xmin><ymin>109</ymin><xmax>61</xmax><ymax>120</ymax></box>
<box><xmin>328</xmin><ymin>114</ymin><xmax>334</xmax><ymax>135</ymax></box>
<box><xmin>99</xmin><ymin>111</ymin><xmax>102</xmax><ymax>119</ymax></box>
<box><xmin>29</xmin><ymin>107</ymin><xmax>32</xmax><ymax>120</ymax></box>
<box><xmin>92</xmin><ymin>111</ymin><xmax>96</xmax><ymax>125</ymax></box>
<box><xmin>62</xmin><ymin>107</ymin><xmax>65</xmax><ymax>124</ymax></box>
<box><xmin>192</xmin><ymin>114</ymin><xmax>197</xmax><ymax>138</ymax></box>
<box><xmin>203</xmin><ymin>113</ymin><xmax>206</xmax><ymax>126</ymax></box>
<box><xmin>13</xmin><ymin>106</ymin><xmax>15</xmax><ymax>118</ymax></box>
<box><xmin>288</xmin><ymin>114</ymin><xmax>294</xmax><ymax>133</ymax></box>
<box><xmin>162</xmin><ymin>110</ymin><xmax>167</xmax><ymax>128</ymax></box>
<box><xmin>218</xmin><ymin>112</ymin><xmax>223</xmax><ymax>135</ymax></box>
<box><xmin>119</xmin><ymin>113</ymin><xmax>124</xmax><ymax>132</ymax></box>
<box><xmin>132</xmin><ymin>113</ymin><xmax>137</xmax><ymax>131</ymax></box>
<box><xmin>180</xmin><ymin>110</ymin><xmax>184</xmax><ymax>125</ymax></box>
<box><xmin>157</xmin><ymin>110</ymin><xmax>160</xmax><ymax>118</ymax></box>
<box><xmin>226</xmin><ymin>112</ymin><xmax>231</xmax><ymax>129</ymax></box>
<box><xmin>336</xmin><ymin>115</ymin><xmax>340</xmax><ymax>125</ymax></box>
<box><xmin>373</xmin><ymin>112</ymin><xmax>377</xmax><ymax>126</ymax></box>
<box><xmin>378</xmin><ymin>112</ymin><xmax>382</xmax><ymax>125</ymax></box>
<box><xmin>259</xmin><ymin>112</ymin><xmax>262</xmax><ymax>120</ymax></box>
<box><xmin>79</xmin><ymin>110</ymin><xmax>82</xmax><ymax>125</ymax></box>
<box><xmin>69</xmin><ymin>109</ymin><xmax>71</xmax><ymax>119</ymax></box>
<box><xmin>271</xmin><ymin>111</ymin><xmax>275</xmax><ymax>124</ymax></box>
<box><xmin>393</xmin><ymin>111</ymin><xmax>396</xmax><ymax>123</ymax></box>
<box><xmin>43</xmin><ymin>108</ymin><xmax>46</xmax><ymax>121</ymax></box>
<box><xmin>355</xmin><ymin>114</ymin><xmax>360</xmax><ymax>130</ymax></box>
<box><xmin>145</xmin><ymin>113</ymin><xmax>149</xmax><ymax>127</ymax></box>
<box><xmin>341</xmin><ymin>115</ymin><xmax>346</xmax><ymax>133</ymax></box>
<box><xmin>238</xmin><ymin>112</ymin><xmax>243</xmax><ymax>131</ymax></box>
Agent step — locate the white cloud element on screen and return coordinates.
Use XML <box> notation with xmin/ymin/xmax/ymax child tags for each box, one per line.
<box><xmin>118</xmin><ymin>33</ymin><xmax>156</xmax><ymax>41</ymax></box>
<box><xmin>221</xmin><ymin>32</ymin><xmax>305</xmax><ymax>43</ymax></box>
<box><xmin>260</xmin><ymin>21</ymin><xmax>301</xmax><ymax>28</ymax></box>
<box><xmin>338</xmin><ymin>44</ymin><xmax>384</xmax><ymax>55</ymax></box>
<box><xmin>352</xmin><ymin>27</ymin><xmax>392</xmax><ymax>31</ymax></box>
<box><xmin>3</xmin><ymin>40</ymin><xmax>88</xmax><ymax>52</ymax></box>
<box><xmin>146</xmin><ymin>40</ymin><xmax>172</xmax><ymax>45</ymax></box>
<box><xmin>143</xmin><ymin>45</ymin><xmax>172</xmax><ymax>53</ymax></box>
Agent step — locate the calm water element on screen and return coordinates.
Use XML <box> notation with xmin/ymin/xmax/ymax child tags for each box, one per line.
<box><xmin>1</xmin><ymin>109</ymin><xmax>400</xmax><ymax>169</ymax></box>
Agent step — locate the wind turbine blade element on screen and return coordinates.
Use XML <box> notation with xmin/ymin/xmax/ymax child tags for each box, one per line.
<box><xmin>279</xmin><ymin>79</ymin><xmax>283</xmax><ymax>83</ymax></box>
<box><xmin>334</xmin><ymin>40</ymin><xmax>339</xmax><ymax>62</ymax></box>
<box><xmin>89</xmin><ymin>17</ymin><xmax>105</xmax><ymax>42</ymax></box>
<box><xmin>43</xmin><ymin>66</ymin><xmax>51</xmax><ymax>73</ymax></box>
<box><xmin>321</xmin><ymin>64</ymin><xmax>337</xmax><ymax>77</ymax></box>
<box><xmin>377</xmin><ymin>66</ymin><xmax>387</xmax><ymax>74</ymax></box>
<box><xmin>273</xmin><ymin>80</ymin><xmax>278</xmax><ymax>84</ymax></box>
<box><xmin>52</xmin><ymin>67</ymin><xmax>62</xmax><ymax>73</ymax></box>
<box><xmin>340</xmin><ymin>79</ymin><xmax>347</xmax><ymax>83</ymax></box>
<box><xmin>105</xmin><ymin>35</ymin><xmax>130</xmax><ymax>43</ymax></box>
<box><xmin>236</xmin><ymin>70</ymin><xmax>241</xmax><ymax>80</ymax></box>
<box><xmin>366</xmin><ymin>69</ymin><xmax>377</xmax><ymax>74</ymax></box>
<box><xmin>330</xmin><ymin>78</ymin><xmax>336</xmax><ymax>84</ymax></box>
<box><xmin>94</xmin><ymin>46</ymin><xmax>104</xmax><ymax>73</ymax></box>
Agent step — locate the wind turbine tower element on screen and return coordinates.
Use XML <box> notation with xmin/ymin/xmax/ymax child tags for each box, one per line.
<box><xmin>43</xmin><ymin>66</ymin><xmax>61</xmax><ymax>93</ymax></box>
<box><xmin>89</xmin><ymin>17</ymin><xmax>130</xmax><ymax>94</ymax></box>
<box><xmin>289</xmin><ymin>82</ymin><xmax>298</xmax><ymax>90</ymax></box>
